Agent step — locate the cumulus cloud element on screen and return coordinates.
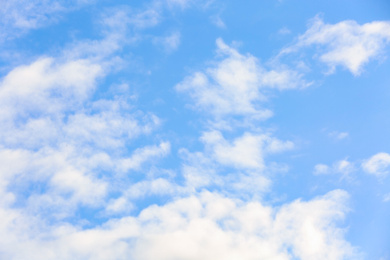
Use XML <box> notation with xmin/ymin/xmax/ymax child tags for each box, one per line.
<box><xmin>362</xmin><ymin>152</ymin><xmax>390</xmax><ymax>177</ymax></box>
<box><xmin>0</xmin><ymin>4</ymin><xmax>371</xmax><ymax>259</ymax></box>
<box><xmin>0</xmin><ymin>51</ymin><xmax>167</xmax><ymax>219</ymax></box>
<box><xmin>177</xmin><ymin>130</ymin><xmax>293</xmax><ymax>196</ymax></box>
<box><xmin>0</xmin><ymin>57</ymin><xmax>101</xmax><ymax>117</ymax></box>
<box><xmin>283</xmin><ymin>16</ymin><xmax>390</xmax><ymax>75</ymax></box>
<box><xmin>201</xmin><ymin>130</ymin><xmax>294</xmax><ymax>170</ymax></box>
<box><xmin>0</xmin><ymin>190</ymin><xmax>358</xmax><ymax>260</ymax></box>
<box><xmin>176</xmin><ymin>38</ymin><xmax>307</xmax><ymax>120</ymax></box>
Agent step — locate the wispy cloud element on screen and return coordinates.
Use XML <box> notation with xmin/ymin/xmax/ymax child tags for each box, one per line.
<box><xmin>153</xmin><ymin>31</ymin><xmax>181</xmax><ymax>53</ymax></box>
<box><xmin>0</xmin><ymin>0</ymin><xmax>91</xmax><ymax>41</ymax></box>
<box><xmin>313</xmin><ymin>159</ymin><xmax>355</xmax><ymax>177</ymax></box>
<box><xmin>328</xmin><ymin>131</ymin><xmax>349</xmax><ymax>140</ymax></box>
<box><xmin>362</xmin><ymin>152</ymin><xmax>390</xmax><ymax>177</ymax></box>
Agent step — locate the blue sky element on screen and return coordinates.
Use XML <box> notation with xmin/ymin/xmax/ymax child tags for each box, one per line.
<box><xmin>0</xmin><ymin>0</ymin><xmax>390</xmax><ymax>259</ymax></box>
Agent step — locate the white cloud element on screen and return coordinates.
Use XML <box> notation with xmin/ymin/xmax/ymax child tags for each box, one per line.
<box><xmin>313</xmin><ymin>159</ymin><xmax>355</xmax><ymax>176</ymax></box>
<box><xmin>383</xmin><ymin>193</ymin><xmax>390</xmax><ymax>203</ymax></box>
<box><xmin>165</xmin><ymin>0</ymin><xmax>193</xmax><ymax>9</ymax></box>
<box><xmin>362</xmin><ymin>152</ymin><xmax>390</xmax><ymax>177</ymax></box>
<box><xmin>333</xmin><ymin>160</ymin><xmax>355</xmax><ymax>175</ymax></box>
<box><xmin>176</xmin><ymin>38</ymin><xmax>307</xmax><ymax>120</ymax></box>
<box><xmin>0</xmin><ymin>56</ymin><xmax>161</xmax><ymax>151</ymax></box>
<box><xmin>278</xmin><ymin>27</ymin><xmax>291</xmax><ymax>35</ymax></box>
<box><xmin>0</xmin><ymin>146</ymin><xmax>109</xmax><ymax>218</ymax></box>
<box><xmin>328</xmin><ymin>131</ymin><xmax>349</xmax><ymax>140</ymax></box>
<box><xmin>49</xmin><ymin>167</ymin><xmax>108</xmax><ymax>206</ymax></box>
<box><xmin>0</xmin><ymin>0</ymin><xmax>92</xmax><ymax>41</ymax></box>
<box><xmin>0</xmin><ymin>51</ymin><xmax>166</xmax><ymax>219</ymax></box>
<box><xmin>153</xmin><ymin>31</ymin><xmax>181</xmax><ymax>53</ymax></box>
<box><xmin>0</xmin><ymin>190</ymin><xmax>358</xmax><ymax>260</ymax></box>
<box><xmin>283</xmin><ymin>16</ymin><xmax>390</xmax><ymax>75</ymax></box>
<box><xmin>0</xmin><ymin>57</ymin><xmax>102</xmax><ymax>121</ymax></box>
<box><xmin>128</xmin><ymin>9</ymin><xmax>161</xmax><ymax>29</ymax></box>
<box><xmin>177</xmin><ymin>131</ymin><xmax>293</xmax><ymax>196</ymax></box>
<box><xmin>201</xmin><ymin>130</ymin><xmax>293</xmax><ymax>170</ymax></box>
<box><xmin>118</xmin><ymin>142</ymin><xmax>171</xmax><ymax>172</ymax></box>
<box><xmin>210</xmin><ymin>14</ymin><xmax>226</xmax><ymax>28</ymax></box>
<box><xmin>180</xmin><ymin>151</ymin><xmax>273</xmax><ymax>195</ymax></box>
<box><xmin>0</xmin><ymin>5</ymin><xmax>369</xmax><ymax>259</ymax></box>
<box><xmin>273</xmin><ymin>190</ymin><xmax>357</xmax><ymax>260</ymax></box>
<box><xmin>314</xmin><ymin>164</ymin><xmax>330</xmax><ymax>175</ymax></box>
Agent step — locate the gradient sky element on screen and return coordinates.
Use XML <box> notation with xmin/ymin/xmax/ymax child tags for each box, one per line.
<box><xmin>1</xmin><ymin>0</ymin><xmax>390</xmax><ymax>259</ymax></box>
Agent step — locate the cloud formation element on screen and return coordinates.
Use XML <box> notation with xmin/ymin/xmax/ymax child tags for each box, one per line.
<box><xmin>314</xmin><ymin>159</ymin><xmax>355</xmax><ymax>176</ymax></box>
<box><xmin>176</xmin><ymin>38</ymin><xmax>306</xmax><ymax>121</ymax></box>
<box><xmin>1</xmin><ymin>1</ymin><xmax>388</xmax><ymax>258</ymax></box>
<box><xmin>0</xmin><ymin>190</ymin><xmax>357</xmax><ymax>260</ymax></box>
<box><xmin>0</xmin><ymin>0</ymin><xmax>93</xmax><ymax>41</ymax></box>
<box><xmin>283</xmin><ymin>16</ymin><xmax>390</xmax><ymax>75</ymax></box>
<box><xmin>362</xmin><ymin>152</ymin><xmax>390</xmax><ymax>177</ymax></box>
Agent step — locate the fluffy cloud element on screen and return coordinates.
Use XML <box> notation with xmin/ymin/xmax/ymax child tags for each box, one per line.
<box><xmin>176</xmin><ymin>130</ymin><xmax>293</xmax><ymax>196</ymax></box>
<box><xmin>0</xmin><ymin>190</ymin><xmax>358</xmax><ymax>260</ymax></box>
<box><xmin>0</xmin><ymin>58</ymin><xmax>102</xmax><ymax>120</ymax></box>
<box><xmin>201</xmin><ymin>130</ymin><xmax>293</xmax><ymax>170</ymax></box>
<box><xmin>283</xmin><ymin>16</ymin><xmax>390</xmax><ymax>75</ymax></box>
<box><xmin>0</xmin><ymin>5</ymin><xmax>374</xmax><ymax>259</ymax></box>
<box><xmin>361</xmin><ymin>152</ymin><xmax>390</xmax><ymax>177</ymax></box>
<box><xmin>0</xmin><ymin>52</ymin><xmax>167</xmax><ymax>219</ymax></box>
<box><xmin>176</xmin><ymin>38</ymin><xmax>306</xmax><ymax>120</ymax></box>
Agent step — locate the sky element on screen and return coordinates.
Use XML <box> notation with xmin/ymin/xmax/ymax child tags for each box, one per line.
<box><xmin>0</xmin><ymin>0</ymin><xmax>390</xmax><ymax>259</ymax></box>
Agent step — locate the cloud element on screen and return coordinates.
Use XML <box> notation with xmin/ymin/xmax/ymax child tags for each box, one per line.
<box><xmin>362</xmin><ymin>152</ymin><xmax>390</xmax><ymax>177</ymax></box>
<box><xmin>383</xmin><ymin>193</ymin><xmax>390</xmax><ymax>203</ymax></box>
<box><xmin>283</xmin><ymin>16</ymin><xmax>390</xmax><ymax>75</ymax></box>
<box><xmin>177</xmin><ymin>130</ymin><xmax>293</xmax><ymax>196</ymax></box>
<box><xmin>118</xmin><ymin>142</ymin><xmax>171</xmax><ymax>172</ymax></box>
<box><xmin>0</xmin><ymin>0</ymin><xmax>92</xmax><ymax>41</ymax></box>
<box><xmin>201</xmin><ymin>130</ymin><xmax>293</xmax><ymax>170</ymax></box>
<box><xmin>313</xmin><ymin>159</ymin><xmax>355</xmax><ymax>176</ymax></box>
<box><xmin>210</xmin><ymin>14</ymin><xmax>226</xmax><ymax>29</ymax></box>
<box><xmin>166</xmin><ymin>0</ymin><xmax>192</xmax><ymax>9</ymax></box>
<box><xmin>278</xmin><ymin>27</ymin><xmax>291</xmax><ymax>35</ymax></box>
<box><xmin>0</xmin><ymin>57</ymin><xmax>102</xmax><ymax>120</ymax></box>
<box><xmin>0</xmin><ymin>190</ymin><xmax>358</xmax><ymax>260</ymax></box>
<box><xmin>153</xmin><ymin>31</ymin><xmax>181</xmax><ymax>53</ymax></box>
<box><xmin>313</xmin><ymin>164</ymin><xmax>330</xmax><ymax>175</ymax></box>
<box><xmin>176</xmin><ymin>38</ymin><xmax>307</xmax><ymax>120</ymax></box>
<box><xmin>0</xmin><ymin>146</ymin><xmax>109</xmax><ymax>218</ymax></box>
<box><xmin>328</xmin><ymin>131</ymin><xmax>349</xmax><ymax>140</ymax></box>
<box><xmin>0</xmin><ymin>4</ymin><xmax>371</xmax><ymax>259</ymax></box>
<box><xmin>0</xmin><ymin>50</ymin><xmax>167</xmax><ymax>219</ymax></box>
